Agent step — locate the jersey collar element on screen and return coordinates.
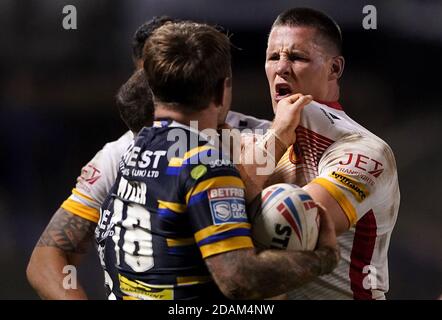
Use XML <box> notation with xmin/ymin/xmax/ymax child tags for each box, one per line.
<box><xmin>153</xmin><ymin>118</ymin><xmax>218</xmax><ymax>145</ymax></box>
<box><xmin>316</xmin><ymin>100</ymin><xmax>343</xmax><ymax>111</ymax></box>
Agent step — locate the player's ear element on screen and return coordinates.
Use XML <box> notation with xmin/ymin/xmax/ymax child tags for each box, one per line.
<box><xmin>221</xmin><ymin>76</ymin><xmax>232</xmax><ymax>109</ymax></box>
<box><xmin>215</xmin><ymin>77</ymin><xmax>232</xmax><ymax>127</ymax></box>
<box><xmin>329</xmin><ymin>55</ymin><xmax>345</xmax><ymax>81</ymax></box>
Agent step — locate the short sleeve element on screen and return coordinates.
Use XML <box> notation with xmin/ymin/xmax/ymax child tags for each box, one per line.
<box><xmin>61</xmin><ymin>132</ymin><xmax>133</xmax><ymax>223</ymax></box>
<box><xmin>311</xmin><ymin>134</ymin><xmax>398</xmax><ymax>226</ymax></box>
<box><xmin>183</xmin><ymin>152</ymin><xmax>254</xmax><ymax>259</ymax></box>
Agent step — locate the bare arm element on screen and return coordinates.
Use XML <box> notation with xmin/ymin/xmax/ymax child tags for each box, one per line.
<box><xmin>205</xmin><ymin>206</ymin><xmax>339</xmax><ymax>300</ymax></box>
<box><xmin>304</xmin><ymin>183</ymin><xmax>350</xmax><ymax>235</ymax></box>
<box><xmin>26</xmin><ymin>208</ymin><xmax>96</xmax><ymax>299</ymax></box>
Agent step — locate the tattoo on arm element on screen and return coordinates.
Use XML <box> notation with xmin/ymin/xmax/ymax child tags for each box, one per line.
<box><xmin>206</xmin><ymin>246</ymin><xmax>339</xmax><ymax>299</ymax></box>
<box><xmin>37</xmin><ymin>208</ymin><xmax>96</xmax><ymax>254</ymax></box>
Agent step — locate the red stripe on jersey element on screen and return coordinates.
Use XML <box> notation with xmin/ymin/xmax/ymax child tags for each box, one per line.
<box><xmin>349</xmin><ymin>210</ymin><xmax>377</xmax><ymax>300</ymax></box>
<box><xmin>296</xmin><ymin>135</ymin><xmax>332</xmax><ymax>150</ymax></box>
<box><xmin>295</xmin><ymin>141</ymin><xmax>329</xmax><ymax>153</ymax></box>
<box><xmin>296</xmin><ymin>126</ymin><xmax>335</xmax><ymax>145</ymax></box>
<box><xmin>292</xmin><ymin>154</ymin><xmax>317</xmax><ymax>165</ymax></box>
<box><xmin>291</xmin><ymin>126</ymin><xmax>335</xmax><ymax>168</ymax></box>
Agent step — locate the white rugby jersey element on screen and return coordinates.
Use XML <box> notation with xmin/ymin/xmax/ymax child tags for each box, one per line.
<box><xmin>61</xmin><ymin>131</ymin><xmax>134</xmax><ymax>223</ymax></box>
<box><xmin>266</xmin><ymin>101</ymin><xmax>400</xmax><ymax>300</ymax></box>
<box><xmin>61</xmin><ymin>111</ymin><xmax>270</xmax><ymax>223</ymax></box>
<box><xmin>226</xmin><ymin>110</ymin><xmax>271</xmax><ymax>131</ymax></box>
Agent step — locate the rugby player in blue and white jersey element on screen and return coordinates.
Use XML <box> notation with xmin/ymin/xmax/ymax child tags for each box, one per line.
<box><xmin>26</xmin><ymin>17</ymin><xmax>270</xmax><ymax>299</ymax></box>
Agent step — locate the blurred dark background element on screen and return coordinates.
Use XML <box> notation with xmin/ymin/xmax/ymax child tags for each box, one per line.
<box><xmin>0</xmin><ymin>0</ymin><xmax>441</xmax><ymax>299</ymax></box>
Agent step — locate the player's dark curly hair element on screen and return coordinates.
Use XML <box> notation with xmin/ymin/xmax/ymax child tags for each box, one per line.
<box><xmin>272</xmin><ymin>7</ymin><xmax>343</xmax><ymax>55</ymax></box>
<box><xmin>115</xmin><ymin>70</ymin><xmax>153</xmax><ymax>133</ymax></box>
<box><xmin>132</xmin><ymin>16</ymin><xmax>177</xmax><ymax>62</ymax></box>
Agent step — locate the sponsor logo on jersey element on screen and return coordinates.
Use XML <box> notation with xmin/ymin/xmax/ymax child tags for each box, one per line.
<box><xmin>330</xmin><ymin>113</ymin><xmax>341</xmax><ymax>120</ymax></box>
<box><xmin>95</xmin><ymin>208</ymin><xmax>116</xmax><ymax>243</ymax></box>
<box><xmin>239</xmin><ymin>120</ymin><xmax>249</xmax><ymax>128</ymax></box>
<box><xmin>117</xmin><ymin>176</ymin><xmax>147</xmax><ymax>205</ymax></box>
<box><xmin>320</xmin><ymin>107</ymin><xmax>339</xmax><ymax>124</ymax></box>
<box><xmin>80</xmin><ymin>164</ymin><xmax>101</xmax><ymax>185</ymax></box>
<box><xmin>339</xmin><ymin>153</ymin><xmax>384</xmax><ymax>178</ymax></box>
<box><xmin>119</xmin><ymin>274</ymin><xmax>174</xmax><ymax>300</ymax></box>
<box><xmin>121</xmin><ymin>168</ymin><xmax>160</xmax><ymax>179</ymax></box>
<box><xmin>329</xmin><ymin>171</ymin><xmax>369</xmax><ymax>202</ymax></box>
<box><xmin>191</xmin><ymin>165</ymin><xmax>207</xmax><ymax>180</ymax></box>
<box><xmin>208</xmin><ymin>188</ymin><xmax>247</xmax><ymax>225</ymax></box>
<box><xmin>212</xmin><ymin>202</ymin><xmax>231</xmax><ymax>221</ymax></box>
<box><xmin>97</xmin><ymin>209</ymin><xmax>112</xmax><ymax>231</ymax></box>
<box><xmin>122</xmin><ymin>145</ymin><xmax>167</xmax><ymax>169</ymax></box>
<box><xmin>208</xmin><ymin>158</ymin><xmax>234</xmax><ymax>169</ymax></box>
<box><xmin>336</xmin><ymin>167</ymin><xmax>375</xmax><ymax>186</ymax></box>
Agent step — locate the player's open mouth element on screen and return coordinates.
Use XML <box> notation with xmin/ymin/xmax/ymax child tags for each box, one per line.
<box><xmin>275</xmin><ymin>83</ymin><xmax>293</xmax><ymax>102</ymax></box>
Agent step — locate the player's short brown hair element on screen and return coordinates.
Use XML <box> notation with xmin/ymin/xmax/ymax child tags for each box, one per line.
<box><xmin>272</xmin><ymin>7</ymin><xmax>343</xmax><ymax>55</ymax></box>
<box><xmin>143</xmin><ymin>21</ymin><xmax>231</xmax><ymax>112</ymax></box>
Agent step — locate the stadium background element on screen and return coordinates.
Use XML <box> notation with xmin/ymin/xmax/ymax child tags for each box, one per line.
<box><xmin>0</xmin><ymin>0</ymin><xmax>441</xmax><ymax>299</ymax></box>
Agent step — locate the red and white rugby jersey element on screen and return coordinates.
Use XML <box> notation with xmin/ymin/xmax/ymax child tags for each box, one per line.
<box><xmin>266</xmin><ymin>101</ymin><xmax>400</xmax><ymax>300</ymax></box>
<box><xmin>61</xmin><ymin>131</ymin><xmax>134</xmax><ymax>223</ymax></box>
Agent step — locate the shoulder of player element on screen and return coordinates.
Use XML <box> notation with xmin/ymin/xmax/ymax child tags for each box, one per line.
<box><xmin>75</xmin><ymin>131</ymin><xmax>134</xmax><ymax>186</ymax></box>
<box><xmin>74</xmin><ymin>131</ymin><xmax>132</xmax><ymax>181</ymax></box>
<box><xmin>304</xmin><ymin>101</ymin><xmax>376</xmax><ymax>138</ymax></box>
<box><xmin>100</xmin><ymin>131</ymin><xmax>134</xmax><ymax>157</ymax></box>
<box><xmin>183</xmin><ymin>149</ymin><xmax>237</xmax><ymax>177</ymax></box>
<box><xmin>226</xmin><ymin>110</ymin><xmax>271</xmax><ymax>131</ymax></box>
<box><xmin>320</xmin><ymin>132</ymin><xmax>398</xmax><ymax>185</ymax></box>
<box><xmin>326</xmin><ymin>132</ymin><xmax>393</xmax><ymax>158</ymax></box>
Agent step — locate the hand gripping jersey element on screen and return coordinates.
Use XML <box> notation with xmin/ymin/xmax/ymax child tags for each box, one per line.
<box><xmin>266</xmin><ymin>101</ymin><xmax>400</xmax><ymax>300</ymax></box>
<box><xmin>95</xmin><ymin>120</ymin><xmax>254</xmax><ymax>300</ymax></box>
<box><xmin>61</xmin><ymin>111</ymin><xmax>270</xmax><ymax>223</ymax></box>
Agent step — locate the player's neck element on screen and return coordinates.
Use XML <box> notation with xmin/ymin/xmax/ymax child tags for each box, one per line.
<box><xmin>323</xmin><ymin>83</ymin><xmax>340</xmax><ymax>102</ymax></box>
<box><xmin>155</xmin><ymin>104</ymin><xmax>218</xmax><ymax>132</ymax></box>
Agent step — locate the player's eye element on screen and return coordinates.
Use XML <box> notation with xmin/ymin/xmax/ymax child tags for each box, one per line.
<box><xmin>267</xmin><ymin>53</ymin><xmax>279</xmax><ymax>61</ymax></box>
<box><xmin>288</xmin><ymin>54</ymin><xmax>306</xmax><ymax>61</ymax></box>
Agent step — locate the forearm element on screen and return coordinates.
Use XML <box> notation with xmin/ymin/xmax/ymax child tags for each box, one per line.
<box><xmin>246</xmin><ymin>246</ymin><xmax>339</xmax><ymax>299</ymax></box>
<box><xmin>27</xmin><ymin>208</ymin><xmax>96</xmax><ymax>300</ymax></box>
<box><xmin>27</xmin><ymin>247</ymin><xmax>88</xmax><ymax>300</ymax></box>
<box><xmin>207</xmin><ymin>246</ymin><xmax>339</xmax><ymax>300</ymax></box>
<box><xmin>238</xmin><ymin>129</ymin><xmax>289</xmax><ymax>203</ymax></box>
